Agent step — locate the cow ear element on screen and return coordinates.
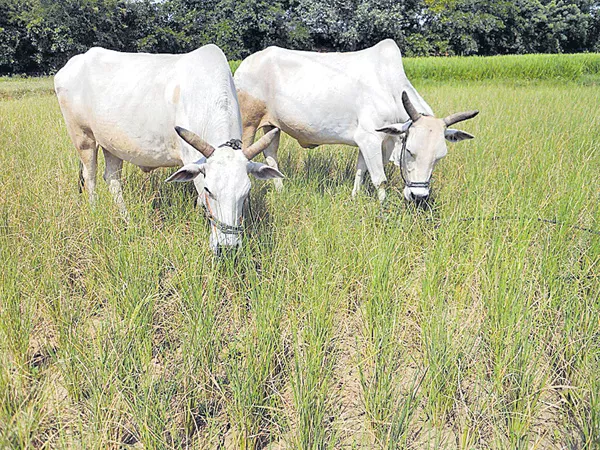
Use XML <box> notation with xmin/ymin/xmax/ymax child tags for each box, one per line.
<box><xmin>376</xmin><ymin>120</ymin><xmax>412</xmax><ymax>135</ymax></box>
<box><xmin>445</xmin><ymin>129</ymin><xmax>474</xmax><ymax>143</ymax></box>
<box><xmin>247</xmin><ymin>162</ymin><xmax>284</xmax><ymax>180</ymax></box>
<box><xmin>165</xmin><ymin>163</ymin><xmax>205</xmax><ymax>182</ymax></box>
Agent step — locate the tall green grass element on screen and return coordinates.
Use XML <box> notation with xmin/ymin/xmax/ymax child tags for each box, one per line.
<box><xmin>230</xmin><ymin>52</ymin><xmax>600</xmax><ymax>82</ymax></box>
<box><xmin>404</xmin><ymin>53</ymin><xmax>600</xmax><ymax>82</ymax></box>
<box><xmin>4</xmin><ymin>52</ymin><xmax>600</xmax><ymax>103</ymax></box>
<box><xmin>1</xmin><ymin>59</ymin><xmax>599</xmax><ymax>448</ymax></box>
<box><xmin>0</xmin><ymin>76</ymin><xmax>54</xmax><ymax>100</ymax></box>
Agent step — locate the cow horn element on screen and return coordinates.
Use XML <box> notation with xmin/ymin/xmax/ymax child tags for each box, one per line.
<box><xmin>443</xmin><ymin>110</ymin><xmax>479</xmax><ymax>127</ymax></box>
<box><xmin>402</xmin><ymin>91</ymin><xmax>422</xmax><ymax>122</ymax></box>
<box><xmin>243</xmin><ymin>128</ymin><xmax>280</xmax><ymax>160</ymax></box>
<box><xmin>175</xmin><ymin>126</ymin><xmax>215</xmax><ymax>158</ymax></box>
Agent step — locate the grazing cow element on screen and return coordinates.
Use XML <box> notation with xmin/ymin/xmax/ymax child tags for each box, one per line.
<box><xmin>55</xmin><ymin>44</ymin><xmax>283</xmax><ymax>254</ymax></box>
<box><xmin>234</xmin><ymin>39</ymin><xmax>478</xmax><ymax>204</ymax></box>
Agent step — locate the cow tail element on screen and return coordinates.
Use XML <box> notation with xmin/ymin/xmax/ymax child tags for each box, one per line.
<box><xmin>78</xmin><ymin>160</ymin><xmax>84</xmax><ymax>193</ymax></box>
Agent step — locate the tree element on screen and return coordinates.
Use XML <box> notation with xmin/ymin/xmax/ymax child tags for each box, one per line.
<box><xmin>423</xmin><ymin>0</ymin><xmax>595</xmax><ymax>56</ymax></box>
<box><xmin>0</xmin><ymin>0</ymin><xmax>38</xmax><ymax>73</ymax></box>
<box><xmin>1</xmin><ymin>0</ymin><xmax>599</xmax><ymax>75</ymax></box>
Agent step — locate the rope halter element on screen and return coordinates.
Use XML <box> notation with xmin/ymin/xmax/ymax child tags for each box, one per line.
<box><xmin>398</xmin><ymin>131</ymin><xmax>431</xmax><ymax>190</ymax></box>
<box><xmin>203</xmin><ymin>191</ymin><xmax>245</xmax><ymax>236</ymax></box>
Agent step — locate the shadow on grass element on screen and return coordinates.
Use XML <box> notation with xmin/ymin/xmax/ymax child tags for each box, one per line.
<box><xmin>277</xmin><ymin>144</ymin><xmax>357</xmax><ymax>194</ymax></box>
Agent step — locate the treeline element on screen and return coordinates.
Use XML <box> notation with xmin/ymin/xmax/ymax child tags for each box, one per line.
<box><xmin>2</xmin><ymin>0</ymin><xmax>600</xmax><ymax>75</ymax></box>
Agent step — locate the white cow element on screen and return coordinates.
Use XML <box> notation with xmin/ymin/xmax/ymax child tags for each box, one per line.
<box><xmin>234</xmin><ymin>39</ymin><xmax>478</xmax><ymax>204</ymax></box>
<box><xmin>55</xmin><ymin>44</ymin><xmax>283</xmax><ymax>254</ymax></box>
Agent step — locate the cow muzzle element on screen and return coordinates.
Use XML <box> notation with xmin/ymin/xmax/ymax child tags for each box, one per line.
<box><xmin>214</xmin><ymin>243</ymin><xmax>242</xmax><ymax>257</ymax></box>
<box><xmin>404</xmin><ymin>186</ymin><xmax>430</xmax><ymax>205</ymax></box>
<box><xmin>211</xmin><ymin>235</ymin><xmax>242</xmax><ymax>256</ymax></box>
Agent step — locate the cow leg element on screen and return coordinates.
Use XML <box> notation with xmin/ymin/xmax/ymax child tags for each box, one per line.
<box><xmin>239</xmin><ymin>89</ymin><xmax>266</xmax><ymax>149</ymax></box>
<box><xmin>352</xmin><ymin>151</ymin><xmax>367</xmax><ymax>197</ymax></box>
<box><xmin>58</xmin><ymin>96</ymin><xmax>98</xmax><ymax>201</ymax></box>
<box><xmin>260</xmin><ymin>125</ymin><xmax>283</xmax><ymax>191</ymax></box>
<box><xmin>102</xmin><ymin>149</ymin><xmax>128</xmax><ymax>219</ymax></box>
<box><xmin>382</xmin><ymin>135</ymin><xmax>396</xmax><ymax>164</ymax></box>
<box><xmin>241</xmin><ymin>121</ymin><xmax>258</xmax><ymax>150</ymax></box>
<box><xmin>354</xmin><ymin>131</ymin><xmax>387</xmax><ymax>202</ymax></box>
<box><xmin>240</xmin><ymin>104</ymin><xmax>284</xmax><ymax>190</ymax></box>
<box><xmin>238</xmin><ymin>91</ymin><xmax>284</xmax><ymax>190</ymax></box>
<box><xmin>75</xmin><ymin>136</ymin><xmax>99</xmax><ymax>204</ymax></box>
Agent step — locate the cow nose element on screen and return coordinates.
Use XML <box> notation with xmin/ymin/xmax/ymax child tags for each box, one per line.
<box><xmin>214</xmin><ymin>242</ymin><xmax>242</xmax><ymax>257</ymax></box>
<box><xmin>215</xmin><ymin>244</ymin><xmax>233</xmax><ymax>254</ymax></box>
<box><xmin>410</xmin><ymin>191</ymin><xmax>430</xmax><ymax>205</ymax></box>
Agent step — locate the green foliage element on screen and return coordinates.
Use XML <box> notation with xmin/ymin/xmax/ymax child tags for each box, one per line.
<box><xmin>2</xmin><ymin>0</ymin><xmax>600</xmax><ymax>74</ymax></box>
<box><xmin>403</xmin><ymin>52</ymin><xmax>600</xmax><ymax>81</ymax></box>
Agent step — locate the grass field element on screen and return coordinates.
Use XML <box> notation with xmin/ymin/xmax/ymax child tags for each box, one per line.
<box><xmin>231</xmin><ymin>53</ymin><xmax>600</xmax><ymax>83</ymax></box>
<box><xmin>4</xmin><ymin>52</ymin><xmax>599</xmax><ymax>99</ymax></box>
<box><xmin>1</xmin><ymin>57</ymin><xmax>599</xmax><ymax>449</ymax></box>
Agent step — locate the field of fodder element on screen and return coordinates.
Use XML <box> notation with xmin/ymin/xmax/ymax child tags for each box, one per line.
<box><xmin>0</xmin><ymin>76</ymin><xmax>55</xmax><ymax>101</ymax></box>
<box><xmin>1</xmin><ymin>60</ymin><xmax>599</xmax><ymax>449</ymax></box>
<box><xmin>402</xmin><ymin>53</ymin><xmax>600</xmax><ymax>82</ymax></box>
<box><xmin>229</xmin><ymin>52</ymin><xmax>600</xmax><ymax>83</ymax></box>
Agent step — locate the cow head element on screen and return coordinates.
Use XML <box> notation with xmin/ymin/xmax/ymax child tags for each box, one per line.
<box><xmin>166</xmin><ymin>127</ymin><xmax>283</xmax><ymax>255</ymax></box>
<box><xmin>377</xmin><ymin>92</ymin><xmax>478</xmax><ymax>205</ymax></box>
